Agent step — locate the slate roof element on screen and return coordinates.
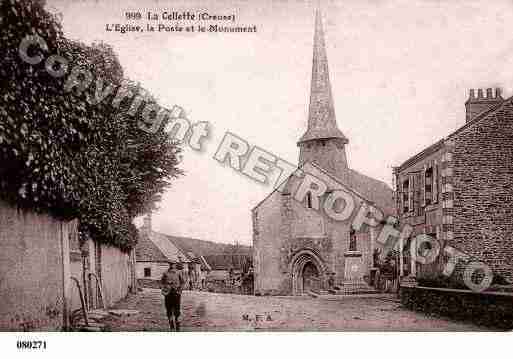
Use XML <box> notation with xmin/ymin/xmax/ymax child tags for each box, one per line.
<box><xmin>165</xmin><ymin>234</ymin><xmax>252</xmax><ymax>257</ymax></box>
<box><xmin>136</xmin><ymin>228</ymin><xmax>251</xmax><ymax>271</ymax></box>
<box><xmin>253</xmin><ymin>161</ymin><xmax>395</xmax><ymax>218</ymax></box>
<box><xmin>136</xmin><ymin>230</ymin><xmax>192</xmax><ymax>263</ymax></box>
<box><xmin>203</xmin><ymin>254</ymin><xmax>252</xmax><ymax>271</ymax></box>
<box><xmin>395</xmin><ymin>140</ymin><xmax>445</xmax><ymax>173</ymax></box>
<box><xmin>135</xmin><ymin>233</ymin><xmax>168</xmax><ymax>262</ymax></box>
<box><xmin>396</xmin><ymin>95</ymin><xmax>513</xmax><ymax>171</ymax></box>
<box><xmin>346</xmin><ymin>168</ymin><xmax>396</xmax><ymax>216</ymax></box>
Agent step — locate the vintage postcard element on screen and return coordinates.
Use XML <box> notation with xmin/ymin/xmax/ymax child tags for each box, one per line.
<box><xmin>0</xmin><ymin>0</ymin><xmax>512</xmax><ymax>348</ymax></box>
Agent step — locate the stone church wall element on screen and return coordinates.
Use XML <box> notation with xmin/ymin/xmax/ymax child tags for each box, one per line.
<box><xmin>253</xmin><ymin>190</ymin><xmax>285</xmax><ymax>295</ymax></box>
<box><xmin>253</xmin><ymin>164</ymin><xmax>383</xmax><ymax>295</ymax></box>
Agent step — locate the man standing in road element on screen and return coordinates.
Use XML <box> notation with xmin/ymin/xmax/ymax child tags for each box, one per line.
<box><xmin>161</xmin><ymin>261</ymin><xmax>185</xmax><ymax>331</ymax></box>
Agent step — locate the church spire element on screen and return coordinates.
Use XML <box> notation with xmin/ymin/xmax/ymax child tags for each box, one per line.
<box><xmin>298</xmin><ymin>8</ymin><xmax>349</xmax><ymax>181</ymax></box>
<box><xmin>298</xmin><ymin>9</ymin><xmax>348</xmax><ymax>144</ymax></box>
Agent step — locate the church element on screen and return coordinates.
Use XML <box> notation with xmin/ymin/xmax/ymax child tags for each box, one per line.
<box><xmin>252</xmin><ymin>10</ymin><xmax>395</xmax><ymax>296</ymax></box>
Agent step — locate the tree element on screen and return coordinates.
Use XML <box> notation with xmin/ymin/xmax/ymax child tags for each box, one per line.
<box><xmin>0</xmin><ymin>0</ymin><xmax>182</xmax><ymax>251</ymax></box>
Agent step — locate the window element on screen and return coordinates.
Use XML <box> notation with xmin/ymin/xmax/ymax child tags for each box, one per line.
<box><xmin>423</xmin><ymin>162</ymin><xmax>439</xmax><ymax>205</ymax></box>
<box><xmin>424</xmin><ymin>167</ymin><xmax>433</xmax><ymax>206</ymax></box>
<box><xmin>349</xmin><ymin>229</ymin><xmax>357</xmax><ymax>251</ymax></box>
<box><xmin>432</xmin><ymin>162</ymin><xmax>439</xmax><ymax>203</ymax></box>
<box><xmin>144</xmin><ymin>267</ymin><xmax>151</xmax><ymax>278</ymax></box>
<box><xmin>306</xmin><ymin>192</ymin><xmax>312</xmax><ymax>209</ymax></box>
<box><xmin>402</xmin><ymin>179</ymin><xmax>410</xmax><ymax>213</ymax></box>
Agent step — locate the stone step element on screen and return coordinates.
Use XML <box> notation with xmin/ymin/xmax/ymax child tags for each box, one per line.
<box><xmin>71</xmin><ymin>309</ymin><xmax>111</xmax><ymax>331</ymax></box>
<box><xmin>333</xmin><ymin>280</ymin><xmax>378</xmax><ymax>295</ymax></box>
<box><xmin>72</xmin><ymin>320</ymin><xmax>107</xmax><ymax>332</ymax></box>
<box><xmin>307</xmin><ymin>291</ymin><xmax>319</xmax><ymax>298</ymax></box>
<box><xmin>108</xmin><ymin>309</ymin><xmax>139</xmax><ymax>317</ymax></box>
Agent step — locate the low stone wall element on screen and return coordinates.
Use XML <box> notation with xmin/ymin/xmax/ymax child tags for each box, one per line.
<box><xmin>400</xmin><ymin>285</ymin><xmax>513</xmax><ymax>329</ymax></box>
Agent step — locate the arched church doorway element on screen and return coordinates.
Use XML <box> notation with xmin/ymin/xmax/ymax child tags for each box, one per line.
<box><xmin>290</xmin><ymin>250</ymin><xmax>324</xmax><ymax>295</ymax></box>
<box><xmin>302</xmin><ymin>262</ymin><xmax>320</xmax><ymax>293</ymax></box>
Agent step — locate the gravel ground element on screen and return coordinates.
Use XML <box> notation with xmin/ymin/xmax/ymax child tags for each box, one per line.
<box><xmin>101</xmin><ymin>288</ymin><xmax>485</xmax><ymax>331</ymax></box>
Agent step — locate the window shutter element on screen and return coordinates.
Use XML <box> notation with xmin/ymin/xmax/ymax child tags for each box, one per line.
<box><xmin>415</xmin><ymin>172</ymin><xmax>422</xmax><ymax>216</ymax></box>
<box><xmin>433</xmin><ymin>160</ymin><xmax>439</xmax><ymax>203</ymax></box>
<box><xmin>422</xmin><ymin>165</ymin><xmax>427</xmax><ymax>207</ymax></box>
<box><xmin>400</xmin><ymin>178</ymin><xmax>405</xmax><ymax>214</ymax></box>
<box><xmin>408</xmin><ymin>174</ymin><xmax>414</xmax><ymax>213</ymax></box>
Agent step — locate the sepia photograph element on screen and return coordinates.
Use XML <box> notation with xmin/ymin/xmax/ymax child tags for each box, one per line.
<box><xmin>0</xmin><ymin>0</ymin><xmax>511</xmax><ymax>356</ymax></box>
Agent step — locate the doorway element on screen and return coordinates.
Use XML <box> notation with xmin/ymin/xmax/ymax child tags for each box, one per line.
<box><xmin>302</xmin><ymin>261</ymin><xmax>320</xmax><ymax>293</ymax></box>
<box><xmin>291</xmin><ymin>250</ymin><xmax>324</xmax><ymax>295</ymax></box>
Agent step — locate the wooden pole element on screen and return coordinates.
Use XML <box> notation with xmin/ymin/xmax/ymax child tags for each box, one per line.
<box><xmin>60</xmin><ymin>221</ymin><xmax>71</xmax><ymax>331</ymax></box>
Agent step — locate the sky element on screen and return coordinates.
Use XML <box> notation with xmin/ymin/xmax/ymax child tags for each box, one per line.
<box><xmin>46</xmin><ymin>0</ymin><xmax>513</xmax><ymax>245</ymax></box>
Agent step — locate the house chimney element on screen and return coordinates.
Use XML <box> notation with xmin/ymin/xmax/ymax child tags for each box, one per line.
<box><xmin>142</xmin><ymin>213</ymin><xmax>152</xmax><ymax>235</ymax></box>
<box><xmin>465</xmin><ymin>87</ymin><xmax>503</xmax><ymax>123</ymax></box>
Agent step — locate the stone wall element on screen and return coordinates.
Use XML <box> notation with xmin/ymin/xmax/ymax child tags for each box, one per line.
<box><xmin>100</xmin><ymin>244</ymin><xmax>131</xmax><ymax>307</ymax></box>
<box><xmin>298</xmin><ymin>139</ymin><xmax>349</xmax><ymax>183</ymax></box>
<box><xmin>400</xmin><ymin>285</ymin><xmax>513</xmax><ymax>329</ymax></box>
<box><xmin>0</xmin><ymin>200</ymin><xmax>68</xmax><ymax>331</ymax></box>
<box><xmin>136</xmin><ymin>261</ymin><xmax>169</xmax><ymax>281</ymax></box>
<box><xmin>68</xmin><ymin>238</ymin><xmax>133</xmax><ymax>311</ymax></box>
<box><xmin>0</xmin><ymin>199</ymin><xmax>135</xmax><ymax>330</ymax></box>
<box><xmin>449</xmin><ymin>100</ymin><xmax>513</xmax><ymax>283</ymax></box>
<box><xmin>252</xmin><ymin>189</ymin><xmax>285</xmax><ymax>295</ymax></box>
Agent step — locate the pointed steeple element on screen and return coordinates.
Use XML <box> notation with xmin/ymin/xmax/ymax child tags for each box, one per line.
<box><xmin>298</xmin><ymin>9</ymin><xmax>348</xmax><ymax>144</ymax></box>
<box><xmin>297</xmin><ymin>8</ymin><xmax>350</xmax><ymax>181</ymax></box>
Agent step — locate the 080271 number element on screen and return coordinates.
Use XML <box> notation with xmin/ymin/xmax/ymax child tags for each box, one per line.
<box><xmin>17</xmin><ymin>340</ymin><xmax>47</xmax><ymax>350</ymax></box>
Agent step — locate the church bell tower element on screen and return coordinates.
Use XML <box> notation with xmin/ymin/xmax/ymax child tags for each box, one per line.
<box><xmin>298</xmin><ymin>9</ymin><xmax>349</xmax><ymax>183</ymax></box>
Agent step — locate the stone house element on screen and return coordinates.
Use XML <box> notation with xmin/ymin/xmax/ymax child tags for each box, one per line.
<box><xmin>136</xmin><ymin>214</ymin><xmax>212</xmax><ymax>289</ymax></box>
<box><xmin>203</xmin><ymin>254</ymin><xmax>252</xmax><ymax>292</ymax></box>
<box><xmin>252</xmin><ymin>11</ymin><xmax>394</xmax><ymax>296</ymax></box>
<box><xmin>394</xmin><ymin>88</ymin><xmax>513</xmax><ymax>284</ymax></box>
<box><xmin>203</xmin><ymin>254</ymin><xmax>251</xmax><ymax>279</ymax></box>
<box><xmin>136</xmin><ymin>215</ymin><xmax>192</xmax><ymax>283</ymax></box>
